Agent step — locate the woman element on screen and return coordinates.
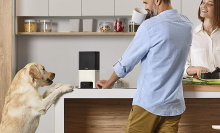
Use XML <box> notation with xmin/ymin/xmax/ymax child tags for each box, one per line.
<box><xmin>185</xmin><ymin>0</ymin><xmax>220</xmax><ymax>77</ymax></box>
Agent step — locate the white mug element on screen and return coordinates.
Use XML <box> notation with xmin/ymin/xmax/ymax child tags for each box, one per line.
<box><xmin>132</xmin><ymin>8</ymin><xmax>148</xmax><ymax>24</ymax></box>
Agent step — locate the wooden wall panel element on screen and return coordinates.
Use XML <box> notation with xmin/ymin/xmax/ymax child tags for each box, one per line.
<box><xmin>0</xmin><ymin>0</ymin><xmax>12</xmax><ymax>123</ymax></box>
<box><xmin>65</xmin><ymin>98</ymin><xmax>220</xmax><ymax>133</ymax></box>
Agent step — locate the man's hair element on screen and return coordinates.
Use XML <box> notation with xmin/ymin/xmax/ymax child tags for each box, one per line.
<box><xmin>152</xmin><ymin>0</ymin><xmax>171</xmax><ymax>4</ymax></box>
<box><xmin>198</xmin><ymin>0</ymin><xmax>220</xmax><ymax>28</ymax></box>
<box><xmin>163</xmin><ymin>0</ymin><xmax>171</xmax><ymax>4</ymax></box>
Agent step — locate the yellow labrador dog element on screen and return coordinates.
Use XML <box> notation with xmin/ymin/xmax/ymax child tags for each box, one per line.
<box><xmin>0</xmin><ymin>63</ymin><xmax>74</xmax><ymax>133</ymax></box>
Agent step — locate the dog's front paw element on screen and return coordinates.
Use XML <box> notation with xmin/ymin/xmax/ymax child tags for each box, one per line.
<box><xmin>54</xmin><ymin>83</ymin><xmax>63</xmax><ymax>89</ymax></box>
<box><xmin>47</xmin><ymin>83</ymin><xmax>63</xmax><ymax>94</ymax></box>
<box><xmin>60</xmin><ymin>84</ymin><xmax>74</xmax><ymax>93</ymax></box>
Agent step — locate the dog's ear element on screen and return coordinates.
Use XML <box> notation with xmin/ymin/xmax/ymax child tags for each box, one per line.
<box><xmin>29</xmin><ymin>65</ymin><xmax>42</xmax><ymax>80</ymax></box>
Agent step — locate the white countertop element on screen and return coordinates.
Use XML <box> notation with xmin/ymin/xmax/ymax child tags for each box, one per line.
<box><xmin>59</xmin><ymin>88</ymin><xmax>220</xmax><ymax>99</ymax></box>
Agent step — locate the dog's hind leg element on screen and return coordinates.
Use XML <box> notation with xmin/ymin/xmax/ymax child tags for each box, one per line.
<box><xmin>42</xmin><ymin>83</ymin><xmax>62</xmax><ymax>99</ymax></box>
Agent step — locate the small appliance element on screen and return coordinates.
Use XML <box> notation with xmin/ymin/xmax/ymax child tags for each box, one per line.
<box><xmin>79</xmin><ymin>51</ymin><xmax>100</xmax><ymax>88</ymax></box>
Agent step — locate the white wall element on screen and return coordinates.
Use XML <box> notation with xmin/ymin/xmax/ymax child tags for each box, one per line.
<box><xmin>182</xmin><ymin>0</ymin><xmax>202</xmax><ymax>28</ymax></box>
<box><xmin>17</xmin><ymin>36</ymin><xmax>140</xmax><ymax>88</ymax></box>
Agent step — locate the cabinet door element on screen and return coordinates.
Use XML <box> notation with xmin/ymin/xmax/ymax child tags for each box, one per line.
<box><xmin>171</xmin><ymin>0</ymin><xmax>181</xmax><ymax>14</ymax></box>
<box><xmin>115</xmin><ymin>0</ymin><xmax>144</xmax><ymax>16</ymax></box>
<box><xmin>16</xmin><ymin>0</ymin><xmax>48</xmax><ymax>16</ymax></box>
<box><xmin>182</xmin><ymin>0</ymin><xmax>202</xmax><ymax>27</ymax></box>
<box><xmin>82</xmin><ymin>0</ymin><xmax>114</xmax><ymax>16</ymax></box>
<box><xmin>49</xmin><ymin>0</ymin><xmax>81</xmax><ymax>16</ymax></box>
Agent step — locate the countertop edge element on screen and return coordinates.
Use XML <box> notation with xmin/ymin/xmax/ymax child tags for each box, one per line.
<box><xmin>58</xmin><ymin>86</ymin><xmax>220</xmax><ymax>99</ymax></box>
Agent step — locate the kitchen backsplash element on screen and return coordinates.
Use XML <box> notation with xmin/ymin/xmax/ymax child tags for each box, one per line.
<box><xmin>17</xmin><ymin>35</ymin><xmax>140</xmax><ymax>89</ymax></box>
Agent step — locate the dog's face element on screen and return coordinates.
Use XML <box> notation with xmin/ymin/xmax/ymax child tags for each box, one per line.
<box><xmin>26</xmin><ymin>63</ymin><xmax>55</xmax><ymax>87</ymax></box>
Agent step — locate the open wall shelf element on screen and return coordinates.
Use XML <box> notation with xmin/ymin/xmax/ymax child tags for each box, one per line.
<box><xmin>16</xmin><ymin>32</ymin><xmax>136</xmax><ymax>36</ymax></box>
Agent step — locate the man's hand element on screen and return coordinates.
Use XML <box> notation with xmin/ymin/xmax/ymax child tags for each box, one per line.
<box><xmin>96</xmin><ymin>71</ymin><xmax>120</xmax><ymax>89</ymax></box>
<box><xmin>96</xmin><ymin>80</ymin><xmax>114</xmax><ymax>89</ymax></box>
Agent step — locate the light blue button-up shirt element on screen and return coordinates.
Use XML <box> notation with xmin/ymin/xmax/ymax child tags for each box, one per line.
<box><xmin>113</xmin><ymin>9</ymin><xmax>193</xmax><ymax>116</ymax></box>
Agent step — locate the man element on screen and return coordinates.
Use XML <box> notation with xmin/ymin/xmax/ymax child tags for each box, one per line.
<box><xmin>96</xmin><ymin>0</ymin><xmax>193</xmax><ymax>132</ymax></box>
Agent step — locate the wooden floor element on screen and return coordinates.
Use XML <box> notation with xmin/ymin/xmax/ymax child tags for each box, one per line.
<box><xmin>65</xmin><ymin>99</ymin><xmax>220</xmax><ymax>133</ymax></box>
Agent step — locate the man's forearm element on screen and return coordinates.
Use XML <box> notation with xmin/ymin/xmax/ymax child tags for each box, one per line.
<box><xmin>106</xmin><ymin>71</ymin><xmax>120</xmax><ymax>88</ymax></box>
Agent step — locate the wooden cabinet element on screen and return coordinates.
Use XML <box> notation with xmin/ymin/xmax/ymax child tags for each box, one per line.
<box><xmin>16</xmin><ymin>0</ymin><xmax>48</xmax><ymax>16</ymax></box>
<box><xmin>16</xmin><ymin>0</ymin><xmax>183</xmax><ymax>17</ymax></box>
<box><xmin>64</xmin><ymin>98</ymin><xmax>220</xmax><ymax>133</ymax></box>
<box><xmin>182</xmin><ymin>0</ymin><xmax>202</xmax><ymax>27</ymax></box>
<box><xmin>82</xmin><ymin>0</ymin><xmax>114</xmax><ymax>16</ymax></box>
<box><xmin>115</xmin><ymin>0</ymin><xmax>144</xmax><ymax>16</ymax></box>
<box><xmin>49</xmin><ymin>0</ymin><xmax>81</xmax><ymax>16</ymax></box>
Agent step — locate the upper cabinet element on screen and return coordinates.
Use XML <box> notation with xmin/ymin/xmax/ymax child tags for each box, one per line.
<box><xmin>171</xmin><ymin>0</ymin><xmax>181</xmax><ymax>14</ymax></box>
<box><xmin>49</xmin><ymin>0</ymin><xmax>81</xmax><ymax>16</ymax></box>
<box><xmin>182</xmin><ymin>0</ymin><xmax>202</xmax><ymax>28</ymax></box>
<box><xmin>16</xmin><ymin>0</ymin><xmax>194</xmax><ymax>18</ymax></box>
<box><xmin>82</xmin><ymin>0</ymin><xmax>114</xmax><ymax>16</ymax></box>
<box><xmin>16</xmin><ymin>0</ymin><xmax>48</xmax><ymax>16</ymax></box>
<box><xmin>115</xmin><ymin>0</ymin><xmax>144</xmax><ymax>16</ymax></box>
<box><xmin>115</xmin><ymin>0</ymin><xmax>181</xmax><ymax>16</ymax></box>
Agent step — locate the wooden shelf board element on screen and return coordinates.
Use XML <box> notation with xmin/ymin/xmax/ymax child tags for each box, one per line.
<box><xmin>16</xmin><ymin>32</ymin><xmax>136</xmax><ymax>36</ymax></box>
<box><xmin>183</xmin><ymin>85</ymin><xmax>220</xmax><ymax>91</ymax></box>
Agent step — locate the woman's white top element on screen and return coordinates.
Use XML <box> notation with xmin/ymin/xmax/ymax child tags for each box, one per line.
<box><xmin>184</xmin><ymin>23</ymin><xmax>220</xmax><ymax>77</ymax></box>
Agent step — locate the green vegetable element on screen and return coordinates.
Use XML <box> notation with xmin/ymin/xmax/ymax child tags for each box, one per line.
<box><xmin>182</xmin><ymin>77</ymin><xmax>210</xmax><ymax>85</ymax></box>
<box><xmin>205</xmin><ymin>79</ymin><xmax>220</xmax><ymax>85</ymax></box>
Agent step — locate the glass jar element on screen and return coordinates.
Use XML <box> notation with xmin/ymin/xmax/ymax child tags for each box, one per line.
<box><xmin>39</xmin><ymin>20</ymin><xmax>52</xmax><ymax>32</ymax></box>
<box><xmin>113</xmin><ymin>80</ymin><xmax>124</xmax><ymax>88</ymax></box>
<box><xmin>99</xmin><ymin>22</ymin><xmax>111</xmax><ymax>32</ymax></box>
<box><xmin>129</xmin><ymin>21</ymin><xmax>140</xmax><ymax>32</ymax></box>
<box><xmin>24</xmin><ymin>19</ymin><xmax>37</xmax><ymax>32</ymax></box>
<box><xmin>113</xmin><ymin>18</ymin><xmax>125</xmax><ymax>32</ymax></box>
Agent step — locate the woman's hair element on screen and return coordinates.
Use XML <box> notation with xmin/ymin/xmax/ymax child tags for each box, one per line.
<box><xmin>198</xmin><ymin>0</ymin><xmax>220</xmax><ymax>28</ymax></box>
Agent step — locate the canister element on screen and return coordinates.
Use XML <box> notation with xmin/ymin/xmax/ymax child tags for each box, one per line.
<box><xmin>129</xmin><ymin>20</ymin><xmax>140</xmax><ymax>32</ymax></box>
<box><xmin>24</xmin><ymin>19</ymin><xmax>37</xmax><ymax>32</ymax></box>
<box><xmin>39</xmin><ymin>20</ymin><xmax>52</xmax><ymax>32</ymax></box>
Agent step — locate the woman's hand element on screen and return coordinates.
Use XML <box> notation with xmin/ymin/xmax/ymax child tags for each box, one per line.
<box><xmin>96</xmin><ymin>80</ymin><xmax>114</xmax><ymax>89</ymax></box>
<box><xmin>187</xmin><ymin>66</ymin><xmax>209</xmax><ymax>76</ymax></box>
<box><xmin>195</xmin><ymin>66</ymin><xmax>209</xmax><ymax>76</ymax></box>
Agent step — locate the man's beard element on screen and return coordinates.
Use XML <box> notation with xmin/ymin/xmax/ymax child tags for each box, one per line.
<box><xmin>150</xmin><ymin>9</ymin><xmax>158</xmax><ymax>17</ymax></box>
<box><xmin>150</xmin><ymin>1</ymin><xmax>158</xmax><ymax>18</ymax></box>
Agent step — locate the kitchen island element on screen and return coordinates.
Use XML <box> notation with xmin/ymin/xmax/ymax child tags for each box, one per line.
<box><xmin>55</xmin><ymin>85</ymin><xmax>220</xmax><ymax>133</ymax></box>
